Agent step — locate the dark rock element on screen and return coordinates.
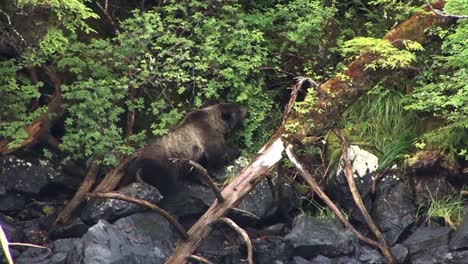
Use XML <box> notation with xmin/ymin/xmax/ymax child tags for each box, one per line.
<box><xmin>160</xmin><ymin>181</ymin><xmax>215</xmax><ymax>218</ymax></box>
<box><xmin>48</xmin><ymin>217</ymin><xmax>89</xmax><ymax>239</ymax></box>
<box><xmin>356</xmin><ymin>246</ymin><xmax>384</xmax><ymax>263</ymax></box>
<box><xmin>390</xmin><ymin>244</ymin><xmax>409</xmax><ymax>264</ymax></box>
<box><xmin>216</xmin><ymin>246</ymin><xmax>243</xmax><ymax>264</ymax></box>
<box><xmin>410</xmin><ymin>248</ymin><xmax>468</xmax><ymax>264</ymax></box>
<box><xmin>0</xmin><ymin>156</ymin><xmax>79</xmax><ymax>195</ymax></box>
<box><xmin>16</xmin><ymin>238</ymin><xmax>80</xmax><ymax>264</ymax></box>
<box><xmin>308</xmin><ymin>255</ymin><xmax>332</xmax><ymax>264</ymax></box>
<box><xmin>81</xmin><ymin>182</ymin><xmax>163</xmax><ymax>225</ymax></box>
<box><xmin>70</xmin><ymin>211</ymin><xmax>178</xmax><ymax>263</ymax></box>
<box><xmin>290</xmin><ymin>256</ymin><xmax>314</xmax><ymax>264</ymax></box>
<box><xmin>449</xmin><ymin>215</ymin><xmax>468</xmax><ymax>251</ymax></box>
<box><xmin>254</xmin><ymin>238</ymin><xmax>291</xmax><ymax>264</ymax></box>
<box><xmin>372</xmin><ymin>180</ymin><xmax>416</xmax><ymax>245</ymax></box>
<box><xmin>16</xmin><ymin>211</ymin><xmax>179</xmax><ymax>264</ymax></box>
<box><xmin>402</xmin><ymin>225</ymin><xmax>450</xmax><ymax>256</ymax></box>
<box><xmin>334</xmin><ymin>256</ymin><xmax>363</xmax><ymax>264</ymax></box>
<box><xmin>0</xmin><ymin>214</ymin><xmax>27</xmax><ymax>243</ymax></box>
<box><xmin>328</xmin><ymin>145</ymin><xmax>377</xmax><ymax>225</ymax></box>
<box><xmin>285</xmin><ymin>215</ymin><xmax>357</xmax><ymax>258</ymax></box>
<box><xmin>237</xmin><ymin>178</ymin><xmax>298</xmax><ymax>220</ymax></box>
<box><xmin>0</xmin><ymin>192</ymin><xmax>26</xmax><ymax>212</ymax></box>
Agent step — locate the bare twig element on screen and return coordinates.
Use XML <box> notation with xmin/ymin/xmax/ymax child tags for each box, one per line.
<box><xmin>426</xmin><ymin>0</ymin><xmax>468</xmax><ymax>19</ymax></box>
<box><xmin>171</xmin><ymin>158</ymin><xmax>225</xmax><ymax>203</ymax></box>
<box><xmin>88</xmin><ymin>192</ymin><xmax>189</xmax><ymax>240</ymax></box>
<box><xmin>187</xmin><ymin>255</ymin><xmax>215</xmax><ymax>264</ymax></box>
<box><xmin>1</xmin><ymin>224</ymin><xmax>49</xmax><ymax>264</ymax></box>
<box><xmin>214</xmin><ymin>218</ymin><xmax>253</xmax><ymax>264</ymax></box>
<box><xmin>0</xmin><ymin>8</ymin><xmax>26</xmax><ymax>45</ymax></box>
<box><xmin>333</xmin><ymin>129</ymin><xmax>394</xmax><ymax>263</ymax></box>
<box><xmin>228</xmin><ymin>208</ymin><xmax>262</xmax><ymax>222</ymax></box>
<box><xmin>285</xmin><ymin>145</ymin><xmax>394</xmax><ymax>264</ymax></box>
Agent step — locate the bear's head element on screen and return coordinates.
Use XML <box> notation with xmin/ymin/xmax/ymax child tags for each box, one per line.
<box><xmin>217</xmin><ymin>103</ymin><xmax>248</xmax><ymax>132</ymax></box>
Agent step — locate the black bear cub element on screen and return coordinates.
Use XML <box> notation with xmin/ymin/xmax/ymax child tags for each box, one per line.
<box><xmin>131</xmin><ymin>103</ymin><xmax>248</xmax><ymax>196</ymax></box>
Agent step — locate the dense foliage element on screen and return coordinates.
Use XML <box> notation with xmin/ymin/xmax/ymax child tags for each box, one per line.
<box><xmin>0</xmin><ymin>0</ymin><xmax>466</xmax><ymax>167</ymax></box>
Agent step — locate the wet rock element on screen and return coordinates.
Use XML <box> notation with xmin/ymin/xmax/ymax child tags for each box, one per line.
<box><xmin>0</xmin><ymin>156</ymin><xmax>79</xmax><ymax>195</ymax></box>
<box><xmin>334</xmin><ymin>256</ymin><xmax>363</xmax><ymax>264</ymax></box>
<box><xmin>402</xmin><ymin>225</ymin><xmax>450</xmax><ymax>262</ymax></box>
<box><xmin>410</xmin><ymin>249</ymin><xmax>468</xmax><ymax>264</ymax></box>
<box><xmin>0</xmin><ymin>214</ymin><xmax>27</xmax><ymax>243</ymax></box>
<box><xmin>290</xmin><ymin>256</ymin><xmax>315</xmax><ymax>264</ymax></box>
<box><xmin>285</xmin><ymin>215</ymin><xmax>357</xmax><ymax>258</ymax></box>
<box><xmin>81</xmin><ymin>182</ymin><xmax>163</xmax><ymax>225</ymax></box>
<box><xmin>328</xmin><ymin>145</ymin><xmax>378</xmax><ymax>224</ymax></box>
<box><xmin>161</xmin><ymin>181</ymin><xmax>215</xmax><ymax>218</ymax></box>
<box><xmin>49</xmin><ymin>218</ymin><xmax>89</xmax><ymax>239</ymax></box>
<box><xmin>237</xmin><ymin>177</ymin><xmax>298</xmax><ymax>221</ymax></box>
<box><xmin>390</xmin><ymin>244</ymin><xmax>409</xmax><ymax>264</ymax></box>
<box><xmin>356</xmin><ymin>246</ymin><xmax>384</xmax><ymax>263</ymax></box>
<box><xmin>16</xmin><ymin>238</ymin><xmax>80</xmax><ymax>264</ymax></box>
<box><xmin>254</xmin><ymin>238</ymin><xmax>291</xmax><ymax>264</ymax></box>
<box><xmin>449</xmin><ymin>215</ymin><xmax>468</xmax><ymax>251</ymax></box>
<box><xmin>17</xmin><ymin>211</ymin><xmax>179</xmax><ymax>264</ymax></box>
<box><xmin>372</xmin><ymin>180</ymin><xmax>416</xmax><ymax>245</ymax></box>
<box><xmin>307</xmin><ymin>255</ymin><xmax>332</xmax><ymax>264</ymax></box>
<box><xmin>0</xmin><ymin>192</ymin><xmax>26</xmax><ymax>212</ymax></box>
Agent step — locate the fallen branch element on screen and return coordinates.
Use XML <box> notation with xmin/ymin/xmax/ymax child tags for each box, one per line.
<box><xmin>87</xmin><ymin>192</ymin><xmax>189</xmax><ymax>240</ymax></box>
<box><xmin>171</xmin><ymin>158</ymin><xmax>225</xmax><ymax>203</ymax></box>
<box><xmin>214</xmin><ymin>218</ymin><xmax>253</xmax><ymax>264</ymax></box>
<box><xmin>55</xmin><ymin>157</ymin><xmax>101</xmax><ymax>225</ymax></box>
<box><xmin>187</xmin><ymin>255</ymin><xmax>215</xmax><ymax>264</ymax></box>
<box><xmin>285</xmin><ymin>145</ymin><xmax>394</xmax><ymax>264</ymax></box>
<box><xmin>334</xmin><ymin>129</ymin><xmax>394</xmax><ymax>263</ymax></box>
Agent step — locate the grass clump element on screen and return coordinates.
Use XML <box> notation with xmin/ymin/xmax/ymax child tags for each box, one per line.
<box><xmin>426</xmin><ymin>193</ymin><xmax>465</xmax><ymax>229</ymax></box>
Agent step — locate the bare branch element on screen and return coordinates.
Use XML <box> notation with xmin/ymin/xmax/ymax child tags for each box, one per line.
<box><xmin>0</xmin><ymin>8</ymin><xmax>26</xmax><ymax>45</ymax></box>
<box><xmin>214</xmin><ymin>218</ymin><xmax>253</xmax><ymax>264</ymax></box>
<box><xmin>334</xmin><ymin>129</ymin><xmax>394</xmax><ymax>264</ymax></box>
<box><xmin>187</xmin><ymin>255</ymin><xmax>214</xmax><ymax>264</ymax></box>
<box><xmin>285</xmin><ymin>145</ymin><xmax>394</xmax><ymax>264</ymax></box>
<box><xmin>171</xmin><ymin>158</ymin><xmax>225</xmax><ymax>203</ymax></box>
<box><xmin>426</xmin><ymin>0</ymin><xmax>468</xmax><ymax>19</ymax></box>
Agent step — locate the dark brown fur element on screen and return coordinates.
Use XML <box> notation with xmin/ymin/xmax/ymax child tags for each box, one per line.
<box><xmin>131</xmin><ymin>103</ymin><xmax>247</xmax><ymax>195</ymax></box>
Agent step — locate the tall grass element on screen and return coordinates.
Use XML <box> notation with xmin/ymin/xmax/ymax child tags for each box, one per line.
<box><xmin>341</xmin><ymin>89</ymin><xmax>420</xmax><ymax>169</ymax></box>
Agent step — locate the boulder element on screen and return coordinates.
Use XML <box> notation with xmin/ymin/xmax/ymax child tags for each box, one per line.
<box><xmin>372</xmin><ymin>180</ymin><xmax>416</xmax><ymax>245</ymax></box>
<box><xmin>81</xmin><ymin>182</ymin><xmax>163</xmax><ymax>225</ymax></box>
<box><xmin>285</xmin><ymin>215</ymin><xmax>357</xmax><ymax>258</ymax></box>
<box><xmin>328</xmin><ymin>145</ymin><xmax>378</xmax><ymax>224</ymax></box>
<box><xmin>17</xmin><ymin>211</ymin><xmax>179</xmax><ymax>264</ymax></box>
<box><xmin>449</xmin><ymin>215</ymin><xmax>468</xmax><ymax>251</ymax></box>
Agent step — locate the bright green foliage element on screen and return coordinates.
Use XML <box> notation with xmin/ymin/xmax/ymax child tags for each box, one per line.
<box><xmin>341</xmin><ymin>37</ymin><xmax>424</xmax><ymax>70</ymax></box>
<box><xmin>17</xmin><ymin>0</ymin><xmax>98</xmax><ymax>33</ymax></box>
<box><xmin>0</xmin><ymin>60</ymin><xmax>45</xmax><ymax>148</ymax></box>
<box><xmin>405</xmin><ymin>2</ymin><xmax>468</xmax><ymax>159</ymax></box>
